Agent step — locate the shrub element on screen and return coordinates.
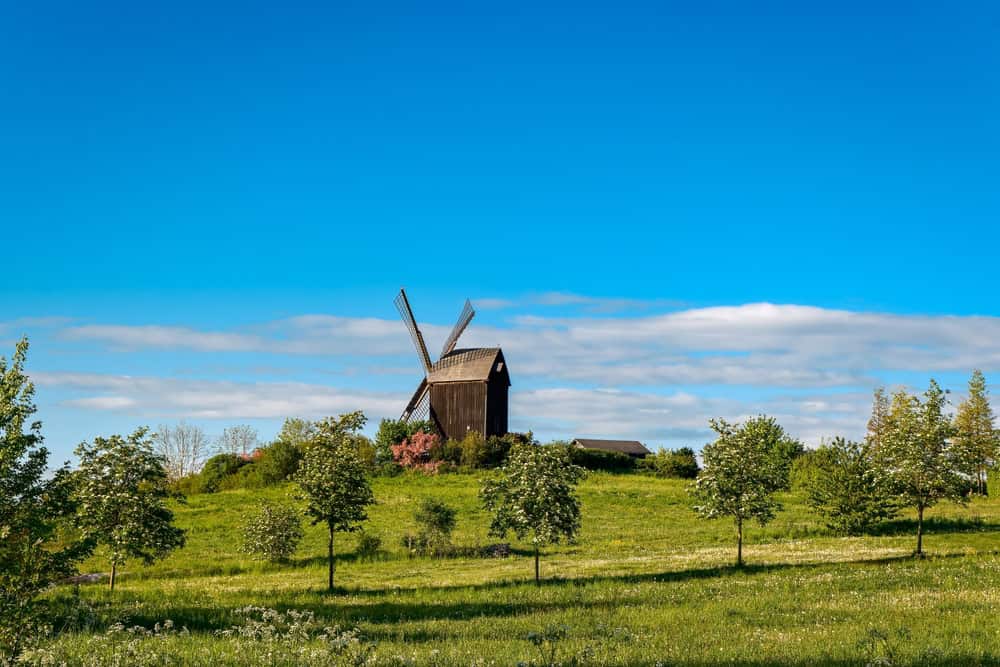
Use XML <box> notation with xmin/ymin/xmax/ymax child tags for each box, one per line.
<box><xmin>374</xmin><ymin>418</ymin><xmax>436</xmax><ymax>464</ymax></box>
<box><xmin>196</xmin><ymin>453</ymin><xmax>250</xmax><ymax>493</ymax></box>
<box><xmin>568</xmin><ymin>446</ymin><xmax>636</xmax><ymax>471</ymax></box>
<box><xmin>642</xmin><ymin>447</ymin><xmax>699</xmax><ymax>478</ymax></box>
<box><xmin>803</xmin><ymin>438</ymin><xmax>899</xmax><ymax>535</ymax></box>
<box><xmin>410</xmin><ymin>498</ymin><xmax>457</xmax><ymax>556</ymax></box>
<box><xmin>355</xmin><ymin>530</ymin><xmax>382</xmax><ymax>560</ymax></box>
<box><xmin>240</xmin><ymin>503</ymin><xmax>304</xmax><ymax>562</ymax></box>
<box><xmin>458</xmin><ymin>430</ymin><xmax>487</xmax><ymax>467</ymax></box>
<box><xmin>254</xmin><ymin>439</ymin><xmax>302</xmax><ymax>484</ymax></box>
<box><xmin>391</xmin><ymin>431</ymin><xmax>443</xmax><ymax>473</ymax></box>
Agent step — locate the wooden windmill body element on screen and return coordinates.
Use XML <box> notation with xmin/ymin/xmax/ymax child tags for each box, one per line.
<box><xmin>395</xmin><ymin>290</ymin><xmax>510</xmax><ymax>441</ymax></box>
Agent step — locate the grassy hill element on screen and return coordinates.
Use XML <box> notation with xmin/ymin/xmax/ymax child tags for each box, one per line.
<box><xmin>36</xmin><ymin>472</ymin><xmax>1000</xmax><ymax>665</ymax></box>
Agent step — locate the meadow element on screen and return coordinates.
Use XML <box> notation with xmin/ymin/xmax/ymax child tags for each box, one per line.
<box><xmin>35</xmin><ymin>472</ymin><xmax>1000</xmax><ymax>666</ymax></box>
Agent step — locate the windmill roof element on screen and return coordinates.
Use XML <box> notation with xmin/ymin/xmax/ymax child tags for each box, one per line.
<box><xmin>428</xmin><ymin>348</ymin><xmax>504</xmax><ymax>383</ymax></box>
<box><xmin>571</xmin><ymin>439</ymin><xmax>652</xmax><ymax>456</ymax></box>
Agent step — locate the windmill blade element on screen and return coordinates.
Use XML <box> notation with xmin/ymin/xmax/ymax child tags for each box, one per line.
<box><xmin>394</xmin><ymin>289</ymin><xmax>433</xmax><ymax>374</ymax></box>
<box><xmin>401</xmin><ymin>378</ymin><xmax>430</xmax><ymax>422</ymax></box>
<box><xmin>440</xmin><ymin>299</ymin><xmax>475</xmax><ymax>357</ymax></box>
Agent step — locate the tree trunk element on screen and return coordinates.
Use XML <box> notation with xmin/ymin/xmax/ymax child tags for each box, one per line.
<box><xmin>915</xmin><ymin>505</ymin><xmax>924</xmax><ymax>556</ymax></box>
<box><xmin>327</xmin><ymin>525</ymin><xmax>336</xmax><ymax>591</ymax></box>
<box><xmin>736</xmin><ymin>517</ymin><xmax>743</xmax><ymax>567</ymax></box>
<box><xmin>534</xmin><ymin>545</ymin><xmax>540</xmax><ymax>585</ymax></box>
<box><xmin>109</xmin><ymin>563</ymin><xmax>117</xmax><ymax>592</ymax></box>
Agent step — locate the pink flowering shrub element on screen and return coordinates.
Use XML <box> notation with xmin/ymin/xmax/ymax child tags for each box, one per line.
<box><xmin>391</xmin><ymin>431</ymin><xmax>443</xmax><ymax>473</ymax></box>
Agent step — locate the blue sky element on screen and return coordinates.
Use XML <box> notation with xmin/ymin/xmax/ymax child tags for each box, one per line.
<box><xmin>2</xmin><ymin>2</ymin><xmax>999</xmax><ymax>462</ymax></box>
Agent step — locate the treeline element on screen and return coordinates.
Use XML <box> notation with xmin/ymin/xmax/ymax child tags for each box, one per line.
<box><xmin>169</xmin><ymin>418</ymin><xmax>704</xmax><ymax>494</ymax></box>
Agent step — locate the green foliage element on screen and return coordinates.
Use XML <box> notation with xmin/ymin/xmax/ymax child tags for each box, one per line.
<box><xmin>274</xmin><ymin>418</ymin><xmax>317</xmax><ymax>449</ymax></box>
<box><xmin>877</xmin><ymin>381</ymin><xmax>967</xmax><ymax>555</ymax></box>
<box><xmin>239</xmin><ymin>503</ymin><xmax>303</xmax><ymax>562</ymax></box>
<box><xmin>952</xmin><ymin>370</ymin><xmax>999</xmax><ymax>496</ymax></box>
<box><xmin>641</xmin><ymin>447</ymin><xmax>699</xmax><ymax>478</ymax></box>
<box><xmin>354</xmin><ymin>530</ymin><xmax>382</xmax><ymax>560</ymax></box>
<box><xmin>197</xmin><ymin>453</ymin><xmax>250</xmax><ymax>493</ymax></box>
<box><xmin>0</xmin><ymin>338</ymin><xmax>86</xmax><ymax>661</ymax></box>
<box><xmin>692</xmin><ymin>416</ymin><xmax>790</xmax><ymax>566</ymax></box>
<box><xmin>457</xmin><ymin>430</ymin><xmax>487</xmax><ymax>467</ymax></box>
<box><xmin>802</xmin><ymin>438</ymin><xmax>899</xmax><ymax>535</ymax></box>
<box><xmin>481</xmin><ymin>441</ymin><xmax>585</xmax><ymax>582</ymax></box>
<box><xmin>294</xmin><ymin>411</ymin><xmax>375</xmax><ymax>589</ymax></box>
<box><xmin>567</xmin><ymin>445</ymin><xmax>636</xmax><ymax>471</ymax></box>
<box><xmin>410</xmin><ymin>498</ymin><xmax>457</xmax><ymax>556</ymax></box>
<box><xmin>255</xmin><ymin>439</ymin><xmax>303</xmax><ymax>485</ymax></box>
<box><xmin>73</xmin><ymin>428</ymin><xmax>186</xmax><ymax>590</ymax></box>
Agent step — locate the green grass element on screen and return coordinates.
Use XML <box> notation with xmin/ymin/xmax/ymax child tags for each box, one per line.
<box><xmin>38</xmin><ymin>473</ymin><xmax>1000</xmax><ymax>665</ymax></box>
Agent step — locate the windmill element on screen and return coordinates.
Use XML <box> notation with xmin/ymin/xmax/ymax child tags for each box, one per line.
<box><xmin>394</xmin><ymin>289</ymin><xmax>510</xmax><ymax>441</ymax></box>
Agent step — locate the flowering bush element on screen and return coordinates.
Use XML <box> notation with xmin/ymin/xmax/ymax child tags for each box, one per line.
<box><xmin>391</xmin><ymin>431</ymin><xmax>442</xmax><ymax>473</ymax></box>
<box><xmin>239</xmin><ymin>503</ymin><xmax>304</xmax><ymax>562</ymax></box>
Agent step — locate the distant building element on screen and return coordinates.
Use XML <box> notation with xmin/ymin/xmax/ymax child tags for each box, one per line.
<box><xmin>570</xmin><ymin>438</ymin><xmax>652</xmax><ymax>459</ymax></box>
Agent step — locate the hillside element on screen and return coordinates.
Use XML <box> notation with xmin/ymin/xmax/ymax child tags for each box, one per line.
<box><xmin>40</xmin><ymin>473</ymin><xmax>1000</xmax><ymax>665</ymax></box>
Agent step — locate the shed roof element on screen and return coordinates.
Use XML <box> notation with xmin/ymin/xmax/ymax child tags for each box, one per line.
<box><xmin>571</xmin><ymin>438</ymin><xmax>652</xmax><ymax>456</ymax></box>
<box><xmin>427</xmin><ymin>347</ymin><xmax>504</xmax><ymax>383</ymax></box>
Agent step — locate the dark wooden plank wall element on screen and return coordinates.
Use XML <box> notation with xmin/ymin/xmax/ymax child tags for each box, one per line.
<box><xmin>430</xmin><ymin>382</ymin><xmax>486</xmax><ymax>441</ymax></box>
<box><xmin>485</xmin><ymin>378</ymin><xmax>508</xmax><ymax>437</ymax></box>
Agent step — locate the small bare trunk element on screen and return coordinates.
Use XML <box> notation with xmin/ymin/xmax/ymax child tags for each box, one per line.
<box><xmin>915</xmin><ymin>505</ymin><xmax>924</xmax><ymax>556</ymax></box>
<box><xmin>109</xmin><ymin>563</ymin><xmax>117</xmax><ymax>592</ymax></box>
<box><xmin>736</xmin><ymin>517</ymin><xmax>744</xmax><ymax>567</ymax></box>
<box><xmin>534</xmin><ymin>545</ymin><xmax>540</xmax><ymax>585</ymax></box>
<box><xmin>328</xmin><ymin>525</ymin><xmax>336</xmax><ymax>591</ymax></box>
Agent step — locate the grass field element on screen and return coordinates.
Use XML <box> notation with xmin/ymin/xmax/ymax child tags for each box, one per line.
<box><xmin>33</xmin><ymin>472</ymin><xmax>1000</xmax><ymax>665</ymax></box>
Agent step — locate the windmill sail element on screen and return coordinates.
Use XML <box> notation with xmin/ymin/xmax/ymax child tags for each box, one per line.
<box><xmin>394</xmin><ymin>289</ymin><xmax>433</xmax><ymax>374</ymax></box>
<box><xmin>440</xmin><ymin>299</ymin><xmax>475</xmax><ymax>357</ymax></box>
<box><xmin>401</xmin><ymin>378</ymin><xmax>430</xmax><ymax>422</ymax></box>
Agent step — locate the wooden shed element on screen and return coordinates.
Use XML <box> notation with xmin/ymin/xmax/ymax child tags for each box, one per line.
<box><xmin>571</xmin><ymin>438</ymin><xmax>652</xmax><ymax>459</ymax></box>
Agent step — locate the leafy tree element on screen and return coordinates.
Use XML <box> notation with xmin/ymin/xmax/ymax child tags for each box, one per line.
<box><xmin>878</xmin><ymin>381</ymin><xmax>966</xmax><ymax>556</ymax></box>
<box><xmin>0</xmin><ymin>339</ymin><xmax>86</xmax><ymax>660</ymax></box>
<box><xmin>953</xmin><ymin>370</ymin><xmax>999</xmax><ymax>495</ymax></box>
<box><xmin>73</xmin><ymin>428</ymin><xmax>186</xmax><ymax>591</ymax></box>
<box><xmin>645</xmin><ymin>447</ymin><xmax>700</xmax><ymax>479</ymax></box>
<box><xmin>254</xmin><ymin>439</ymin><xmax>303</xmax><ymax>485</ymax></box>
<box><xmin>295</xmin><ymin>411</ymin><xmax>375</xmax><ymax>590</ymax></box>
<box><xmin>481</xmin><ymin>442</ymin><xmax>585</xmax><ymax>584</ymax></box>
<box><xmin>803</xmin><ymin>438</ymin><xmax>899</xmax><ymax>535</ymax></box>
<box><xmin>866</xmin><ymin>386</ymin><xmax>891</xmax><ymax>452</ymax></box>
<box><xmin>275</xmin><ymin>417</ymin><xmax>317</xmax><ymax>449</ymax></box>
<box><xmin>240</xmin><ymin>503</ymin><xmax>303</xmax><ymax>562</ymax></box>
<box><xmin>691</xmin><ymin>416</ymin><xmax>789</xmax><ymax>566</ymax></box>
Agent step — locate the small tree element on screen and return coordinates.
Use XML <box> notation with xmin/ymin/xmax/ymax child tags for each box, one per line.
<box><xmin>412</xmin><ymin>498</ymin><xmax>458</xmax><ymax>555</ymax></box>
<box><xmin>295</xmin><ymin>411</ymin><xmax>375</xmax><ymax>590</ymax></box>
<box><xmin>878</xmin><ymin>381</ymin><xmax>966</xmax><ymax>556</ymax></box>
<box><xmin>691</xmin><ymin>416</ymin><xmax>789</xmax><ymax>566</ymax></box>
<box><xmin>803</xmin><ymin>438</ymin><xmax>899</xmax><ymax>535</ymax></box>
<box><xmin>73</xmin><ymin>428</ymin><xmax>186</xmax><ymax>591</ymax></box>
<box><xmin>866</xmin><ymin>386</ymin><xmax>891</xmax><ymax>452</ymax></box>
<box><xmin>0</xmin><ymin>339</ymin><xmax>86</xmax><ymax>660</ymax></box>
<box><xmin>953</xmin><ymin>370</ymin><xmax>999</xmax><ymax>495</ymax></box>
<box><xmin>480</xmin><ymin>442</ymin><xmax>585</xmax><ymax>584</ymax></box>
<box><xmin>240</xmin><ymin>503</ymin><xmax>303</xmax><ymax>562</ymax></box>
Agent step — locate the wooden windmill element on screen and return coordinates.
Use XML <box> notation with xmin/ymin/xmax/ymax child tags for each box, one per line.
<box><xmin>394</xmin><ymin>289</ymin><xmax>510</xmax><ymax>441</ymax></box>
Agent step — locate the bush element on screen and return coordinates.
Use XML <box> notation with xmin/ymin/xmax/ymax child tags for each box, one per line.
<box><xmin>254</xmin><ymin>439</ymin><xmax>302</xmax><ymax>485</ymax></box>
<box><xmin>240</xmin><ymin>503</ymin><xmax>304</xmax><ymax>562</ymax></box>
<box><xmin>355</xmin><ymin>530</ymin><xmax>382</xmax><ymax>560</ymax></box>
<box><xmin>802</xmin><ymin>438</ymin><xmax>899</xmax><ymax>535</ymax></box>
<box><xmin>457</xmin><ymin>431</ymin><xmax>487</xmax><ymax>467</ymax></box>
<box><xmin>568</xmin><ymin>446</ymin><xmax>636</xmax><ymax>472</ymax></box>
<box><xmin>405</xmin><ymin>498</ymin><xmax>457</xmax><ymax>556</ymax></box>
<box><xmin>641</xmin><ymin>447</ymin><xmax>699</xmax><ymax>478</ymax></box>
<box><xmin>392</xmin><ymin>431</ymin><xmax>443</xmax><ymax>473</ymax></box>
<box><xmin>192</xmin><ymin>453</ymin><xmax>250</xmax><ymax>493</ymax></box>
<box><xmin>374</xmin><ymin>418</ymin><xmax>436</xmax><ymax>464</ymax></box>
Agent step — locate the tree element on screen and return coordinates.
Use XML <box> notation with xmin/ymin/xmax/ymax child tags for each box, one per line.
<box><xmin>73</xmin><ymin>428</ymin><xmax>186</xmax><ymax>591</ymax></box>
<box><xmin>154</xmin><ymin>421</ymin><xmax>207</xmax><ymax>480</ymax></box>
<box><xmin>216</xmin><ymin>424</ymin><xmax>259</xmax><ymax>458</ymax></box>
<box><xmin>866</xmin><ymin>387</ymin><xmax>891</xmax><ymax>452</ymax></box>
<box><xmin>275</xmin><ymin>417</ymin><xmax>317</xmax><ymax>448</ymax></box>
<box><xmin>691</xmin><ymin>416</ymin><xmax>789</xmax><ymax>566</ymax></box>
<box><xmin>878</xmin><ymin>381</ymin><xmax>966</xmax><ymax>556</ymax></box>
<box><xmin>0</xmin><ymin>339</ymin><xmax>86</xmax><ymax>660</ymax></box>
<box><xmin>480</xmin><ymin>442</ymin><xmax>585</xmax><ymax>584</ymax></box>
<box><xmin>295</xmin><ymin>411</ymin><xmax>375</xmax><ymax>590</ymax></box>
<box><xmin>953</xmin><ymin>370</ymin><xmax>998</xmax><ymax>495</ymax></box>
<box><xmin>803</xmin><ymin>438</ymin><xmax>899</xmax><ymax>535</ymax></box>
<box><xmin>646</xmin><ymin>447</ymin><xmax>700</xmax><ymax>479</ymax></box>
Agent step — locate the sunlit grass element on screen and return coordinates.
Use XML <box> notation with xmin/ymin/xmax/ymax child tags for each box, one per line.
<box><xmin>40</xmin><ymin>473</ymin><xmax>1000</xmax><ymax>665</ymax></box>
